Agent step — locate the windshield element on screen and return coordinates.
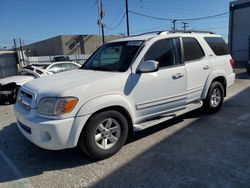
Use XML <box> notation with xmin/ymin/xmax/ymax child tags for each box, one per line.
<box><xmin>81</xmin><ymin>41</ymin><xmax>143</xmax><ymax>72</ymax></box>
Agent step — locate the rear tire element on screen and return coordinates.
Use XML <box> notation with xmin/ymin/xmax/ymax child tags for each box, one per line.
<box><xmin>78</xmin><ymin>110</ymin><xmax>128</xmax><ymax>160</ymax></box>
<box><xmin>203</xmin><ymin>81</ymin><xmax>224</xmax><ymax>113</ymax></box>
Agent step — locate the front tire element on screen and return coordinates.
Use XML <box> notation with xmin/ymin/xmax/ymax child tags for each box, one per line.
<box><xmin>79</xmin><ymin>110</ymin><xmax>128</xmax><ymax>160</ymax></box>
<box><xmin>203</xmin><ymin>81</ymin><xmax>224</xmax><ymax>113</ymax></box>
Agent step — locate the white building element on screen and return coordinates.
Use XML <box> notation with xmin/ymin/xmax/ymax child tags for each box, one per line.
<box><xmin>229</xmin><ymin>0</ymin><xmax>250</xmax><ymax>67</ymax></box>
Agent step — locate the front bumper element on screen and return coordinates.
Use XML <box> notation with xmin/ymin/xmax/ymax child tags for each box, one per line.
<box><xmin>14</xmin><ymin>103</ymin><xmax>90</xmax><ymax>150</ymax></box>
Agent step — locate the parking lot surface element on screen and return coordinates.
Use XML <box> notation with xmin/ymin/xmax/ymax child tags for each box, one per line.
<box><xmin>1</xmin><ymin>70</ymin><xmax>250</xmax><ymax>187</ymax></box>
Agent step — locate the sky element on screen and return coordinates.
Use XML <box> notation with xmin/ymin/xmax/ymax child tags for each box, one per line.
<box><xmin>0</xmin><ymin>0</ymin><xmax>231</xmax><ymax>48</ymax></box>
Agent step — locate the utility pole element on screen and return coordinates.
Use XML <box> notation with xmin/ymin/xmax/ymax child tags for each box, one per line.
<box><xmin>96</xmin><ymin>0</ymin><xmax>105</xmax><ymax>44</ymax></box>
<box><xmin>172</xmin><ymin>19</ymin><xmax>177</xmax><ymax>31</ymax></box>
<box><xmin>182</xmin><ymin>22</ymin><xmax>188</xmax><ymax>30</ymax></box>
<box><xmin>100</xmin><ymin>0</ymin><xmax>105</xmax><ymax>44</ymax></box>
<box><xmin>19</xmin><ymin>38</ymin><xmax>25</xmax><ymax>67</ymax></box>
<box><xmin>13</xmin><ymin>38</ymin><xmax>17</xmax><ymax>51</ymax></box>
<box><xmin>96</xmin><ymin>0</ymin><xmax>101</xmax><ymax>45</ymax></box>
<box><xmin>125</xmin><ymin>0</ymin><xmax>130</xmax><ymax>36</ymax></box>
<box><xmin>13</xmin><ymin>39</ymin><xmax>19</xmax><ymax>68</ymax></box>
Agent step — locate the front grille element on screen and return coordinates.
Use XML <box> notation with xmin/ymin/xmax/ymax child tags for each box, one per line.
<box><xmin>18</xmin><ymin>120</ymin><xmax>31</xmax><ymax>134</ymax></box>
<box><xmin>17</xmin><ymin>88</ymin><xmax>34</xmax><ymax>109</ymax></box>
<box><xmin>20</xmin><ymin>90</ymin><xmax>32</xmax><ymax>99</ymax></box>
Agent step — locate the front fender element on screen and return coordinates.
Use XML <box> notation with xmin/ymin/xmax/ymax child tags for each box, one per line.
<box><xmin>76</xmin><ymin>94</ymin><xmax>135</xmax><ymax>123</ymax></box>
<box><xmin>201</xmin><ymin>70</ymin><xmax>227</xmax><ymax>99</ymax></box>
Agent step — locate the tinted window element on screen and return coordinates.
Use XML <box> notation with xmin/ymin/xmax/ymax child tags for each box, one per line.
<box><xmin>204</xmin><ymin>37</ymin><xmax>229</xmax><ymax>56</ymax></box>
<box><xmin>183</xmin><ymin>37</ymin><xmax>204</xmax><ymax>62</ymax></box>
<box><xmin>145</xmin><ymin>38</ymin><xmax>181</xmax><ymax>68</ymax></box>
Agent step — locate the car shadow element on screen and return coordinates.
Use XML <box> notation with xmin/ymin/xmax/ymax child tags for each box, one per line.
<box><xmin>0</xmin><ymin>102</ymin><xmax>216</xmax><ymax>185</ymax></box>
<box><xmin>0</xmin><ymin>108</ymin><xmax>206</xmax><ymax>183</ymax></box>
<box><xmin>0</xmin><ymin>122</ymin><xmax>93</xmax><ymax>183</ymax></box>
<box><xmin>92</xmin><ymin>85</ymin><xmax>250</xmax><ymax>187</ymax></box>
<box><xmin>130</xmin><ymin>108</ymin><xmax>205</xmax><ymax>143</ymax></box>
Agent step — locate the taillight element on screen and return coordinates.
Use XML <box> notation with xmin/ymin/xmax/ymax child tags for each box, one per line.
<box><xmin>230</xmin><ymin>58</ymin><xmax>235</xmax><ymax>68</ymax></box>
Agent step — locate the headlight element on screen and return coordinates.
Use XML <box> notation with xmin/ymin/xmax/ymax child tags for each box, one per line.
<box><xmin>38</xmin><ymin>97</ymin><xmax>78</xmax><ymax>115</ymax></box>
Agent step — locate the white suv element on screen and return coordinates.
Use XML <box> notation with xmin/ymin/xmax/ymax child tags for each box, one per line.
<box><xmin>14</xmin><ymin>31</ymin><xmax>235</xmax><ymax>160</ymax></box>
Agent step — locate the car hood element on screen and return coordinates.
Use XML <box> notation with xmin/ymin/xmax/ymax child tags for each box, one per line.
<box><xmin>0</xmin><ymin>75</ymin><xmax>35</xmax><ymax>86</ymax></box>
<box><xmin>24</xmin><ymin>69</ymin><xmax>127</xmax><ymax>96</ymax></box>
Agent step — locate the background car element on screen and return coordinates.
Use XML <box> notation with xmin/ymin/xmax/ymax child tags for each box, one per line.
<box><xmin>0</xmin><ymin>61</ymin><xmax>81</xmax><ymax>104</ymax></box>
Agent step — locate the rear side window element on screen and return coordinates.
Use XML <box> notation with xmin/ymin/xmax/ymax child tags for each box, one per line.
<box><xmin>145</xmin><ymin>38</ymin><xmax>181</xmax><ymax>68</ymax></box>
<box><xmin>183</xmin><ymin>37</ymin><xmax>204</xmax><ymax>62</ymax></box>
<box><xmin>204</xmin><ymin>37</ymin><xmax>229</xmax><ymax>56</ymax></box>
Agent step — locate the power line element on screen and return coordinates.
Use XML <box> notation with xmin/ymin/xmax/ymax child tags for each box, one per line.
<box><xmin>105</xmin><ymin>12</ymin><xmax>125</xmax><ymax>30</ymax></box>
<box><xmin>128</xmin><ymin>10</ymin><xmax>229</xmax><ymax>21</ymax></box>
<box><xmin>129</xmin><ymin>10</ymin><xmax>173</xmax><ymax>21</ymax></box>
<box><xmin>132</xmin><ymin>23</ymin><xmax>173</xmax><ymax>33</ymax></box>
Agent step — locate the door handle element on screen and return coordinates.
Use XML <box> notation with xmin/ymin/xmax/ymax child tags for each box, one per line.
<box><xmin>203</xmin><ymin>65</ymin><xmax>210</xmax><ymax>70</ymax></box>
<box><xmin>172</xmin><ymin>73</ymin><xmax>184</xmax><ymax>79</ymax></box>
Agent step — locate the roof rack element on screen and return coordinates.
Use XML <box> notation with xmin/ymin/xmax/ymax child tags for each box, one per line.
<box><xmin>168</xmin><ymin>30</ymin><xmax>215</xmax><ymax>34</ymax></box>
<box><xmin>131</xmin><ymin>30</ymin><xmax>167</xmax><ymax>37</ymax></box>
<box><xmin>130</xmin><ymin>30</ymin><xmax>215</xmax><ymax>38</ymax></box>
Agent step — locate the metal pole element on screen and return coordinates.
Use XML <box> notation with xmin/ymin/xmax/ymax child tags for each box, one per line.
<box><xmin>13</xmin><ymin>39</ymin><xmax>19</xmax><ymax>69</ymax></box>
<box><xmin>19</xmin><ymin>38</ymin><xmax>25</xmax><ymax>67</ymax></box>
<box><xmin>125</xmin><ymin>0</ymin><xmax>130</xmax><ymax>36</ymax></box>
<box><xmin>100</xmin><ymin>0</ymin><xmax>105</xmax><ymax>44</ymax></box>
<box><xmin>101</xmin><ymin>22</ymin><xmax>105</xmax><ymax>44</ymax></box>
<box><xmin>182</xmin><ymin>22</ymin><xmax>188</xmax><ymax>30</ymax></box>
<box><xmin>13</xmin><ymin>38</ymin><xmax>17</xmax><ymax>50</ymax></box>
<box><xmin>96</xmin><ymin>0</ymin><xmax>101</xmax><ymax>45</ymax></box>
<box><xmin>172</xmin><ymin>20</ymin><xmax>177</xmax><ymax>31</ymax></box>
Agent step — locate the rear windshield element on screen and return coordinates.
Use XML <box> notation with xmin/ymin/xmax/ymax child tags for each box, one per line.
<box><xmin>204</xmin><ymin>37</ymin><xmax>229</xmax><ymax>56</ymax></box>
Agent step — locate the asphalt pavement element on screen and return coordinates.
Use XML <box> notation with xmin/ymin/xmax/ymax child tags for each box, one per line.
<box><xmin>1</xmin><ymin>69</ymin><xmax>250</xmax><ymax>187</ymax></box>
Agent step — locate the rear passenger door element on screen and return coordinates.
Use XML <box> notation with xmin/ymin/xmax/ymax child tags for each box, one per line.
<box><xmin>182</xmin><ymin>37</ymin><xmax>211</xmax><ymax>103</ymax></box>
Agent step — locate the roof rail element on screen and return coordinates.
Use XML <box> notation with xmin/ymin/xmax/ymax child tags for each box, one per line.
<box><xmin>168</xmin><ymin>30</ymin><xmax>215</xmax><ymax>34</ymax></box>
<box><xmin>130</xmin><ymin>30</ymin><xmax>215</xmax><ymax>38</ymax></box>
<box><xmin>131</xmin><ymin>30</ymin><xmax>166</xmax><ymax>37</ymax></box>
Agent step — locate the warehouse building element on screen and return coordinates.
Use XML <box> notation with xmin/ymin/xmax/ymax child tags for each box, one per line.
<box><xmin>23</xmin><ymin>35</ymin><xmax>122</xmax><ymax>56</ymax></box>
<box><xmin>229</xmin><ymin>0</ymin><xmax>250</xmax><ymax>67</ymax></box>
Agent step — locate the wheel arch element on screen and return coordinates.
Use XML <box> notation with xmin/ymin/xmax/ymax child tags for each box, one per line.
<box><xmin>74</xmin><ymin>95</ymin><xmax>135</xmax><ymax>146</ymax></box>
<box><xmin>86</xmin><ymin>105</ymin><xmax>134</xmax><ymax>139</ymax></box>
<box><xmin>201</xmin><ymin>71</ymin><xmax>227</xmax><ymax>99</ymax></box>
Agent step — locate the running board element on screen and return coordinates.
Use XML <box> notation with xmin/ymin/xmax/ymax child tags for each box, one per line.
<box><xmin>133</xmin><ymin>100</ymin><xmax>203</xmax><ymax>131</ymax></box>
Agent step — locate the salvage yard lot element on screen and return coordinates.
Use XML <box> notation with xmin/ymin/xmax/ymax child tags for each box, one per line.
<box><xmin>1</xmin><ymin>70</ymin><xmax>250</xmax><ymax>187</ymax></box>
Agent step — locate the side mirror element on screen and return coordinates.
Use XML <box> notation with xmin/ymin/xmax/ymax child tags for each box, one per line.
<box><xmin>137</xmin><ymin>60</ymin><xmax>159</xmax><ymax>73</ymax></box>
